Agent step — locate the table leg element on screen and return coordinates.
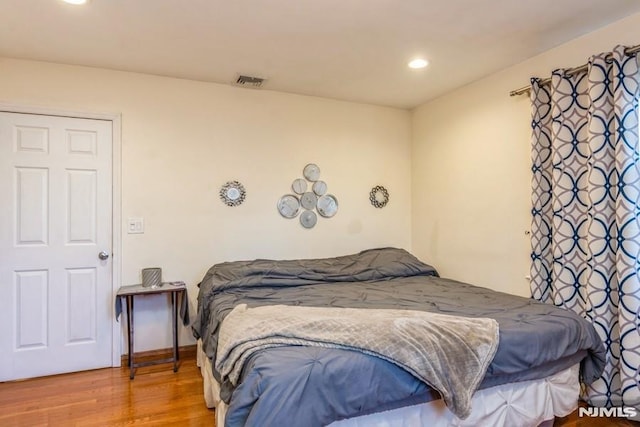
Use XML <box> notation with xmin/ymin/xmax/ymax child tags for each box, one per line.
<box><xmin>172</xmin><ymin>291</ymin><xmax>178</xmax><ymax>372</ymax></box>
<box><xmin>127</xmin><ymin>295</ymin><xmax>135</xmax><ymax>380</ymax></box>
<box><xmin>176</xmin><ymin>290</ymin><xmax>181</xmax><ymax>362</ymax></box>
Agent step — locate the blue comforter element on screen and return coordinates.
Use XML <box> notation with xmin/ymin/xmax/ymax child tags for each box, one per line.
<box><xmin>192</xmin><ymin>248</ymin><xmax>605</xmax><ymax>426</ymax></box>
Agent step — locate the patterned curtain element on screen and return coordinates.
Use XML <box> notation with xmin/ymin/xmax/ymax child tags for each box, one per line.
<box><xmin>530</xmin><ymin>45</ymin><xmax>640</xmax><ymax>408</ymax></box>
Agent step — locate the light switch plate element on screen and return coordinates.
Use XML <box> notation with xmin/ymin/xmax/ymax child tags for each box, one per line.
<box><xmin>127</xmin><ymin>217</ymin><xmax>144</xmax><ymax>234</ymax></box>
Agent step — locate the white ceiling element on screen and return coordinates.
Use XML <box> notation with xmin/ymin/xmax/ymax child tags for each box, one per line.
<box><xmin>2</xmin><ymin>0</ymin><xmax>640</xmax><ymax>109</ymax></box>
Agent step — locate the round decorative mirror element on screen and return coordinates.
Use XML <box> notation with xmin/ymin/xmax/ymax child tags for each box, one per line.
<box><xmin>292</xmin><ymin>178</ymin><xmax>307</xmax><ymax>195</ymax></box>
<box><xmin>312</xmin><ymin>180</ymin><xmax>327</xmax><ymax>196</ymax></box>
<box><xmin>317</xmin><ymin>194</ymin><xmax>338</xmax><ymax>218</ymax></box>
<box><xmin>220</xmin><ymin>181</ymin><xmax>246</xmax><ymax>207</ymax></box>
<box><xmin>300</xmin><ymin>192</ymin><xmax>318</xmax><ymax>210</ymax></box>
<box><xmin>300</xmin><ymin>210</ymin><xmax>317</xmax><ymax>228</ymax></box>
<box><xmin>277</xmin><ymin>194</ymin><xmax>301</xmax><ymax>218</ymax></box>
<box><xmin>369</xmin><ymin>185</ymin><xmax>389</xmax><ymax>208</ymax></box>
<box><xmin>303</xmin><ymin>163</ymin><xmax>320</xmax><ymax>182</ymax></box>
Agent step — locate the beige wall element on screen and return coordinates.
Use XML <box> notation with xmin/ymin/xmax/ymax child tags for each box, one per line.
<box><xmin>3</xmin><ymin>11</ymin><xmax>638</xmax><ymax>355</ymax></box>
<box><xmin>411</xmin><ymin>12</ymin><xmax>640</xmax><ymax>297</ymax></box>
<box><xmin>0</xmin><ymin>58</ymin><xmax>412</xmax><ymax>352</ymax></box>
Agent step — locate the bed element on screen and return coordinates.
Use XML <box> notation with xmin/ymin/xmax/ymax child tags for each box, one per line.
<box><xmin>192</xmin><ymin>247</ymin><xmax>605</xmax><ymax>426</ymax></box>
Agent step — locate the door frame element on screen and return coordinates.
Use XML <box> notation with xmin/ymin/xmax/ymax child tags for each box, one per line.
<box><xmin>0</xmin><ymin>103</ymin><xmax>123</xmax><ymax>367</ymax></box>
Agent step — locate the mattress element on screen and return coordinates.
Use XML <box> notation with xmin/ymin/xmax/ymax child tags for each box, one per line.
<box><xmin>196</xmin><ymin>340</ymin><xmax>579</xmax><ymax>427</ymax></box>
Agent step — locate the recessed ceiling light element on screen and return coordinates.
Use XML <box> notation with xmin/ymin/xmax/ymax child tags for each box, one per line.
<box><xmin>62</xmin><ymin>0</ymin><xmax>88</xmax><ymax>4</ymax></box>
<box><xmin>408</xmin><ymin>59</ymin><xmax>429</xmax><ymax>69</ymax></box>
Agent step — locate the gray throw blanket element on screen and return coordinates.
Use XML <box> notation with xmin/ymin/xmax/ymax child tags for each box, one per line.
<box><xmin>216</xmin><ymin>304</ymin><xmax>499</xmax><ymax>419</ymax></box>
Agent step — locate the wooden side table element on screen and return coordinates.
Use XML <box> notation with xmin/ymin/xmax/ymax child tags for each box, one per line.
<box><xmin>115</xmin><ymin>283</ymin><xmax>188</xmax><ymax>379</ymax></box>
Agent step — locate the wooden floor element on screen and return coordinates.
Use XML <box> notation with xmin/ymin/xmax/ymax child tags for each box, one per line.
<box><xmin>0</xmin><ymin>347</ymin><xmax>215</xmax><ymax>426</ymax></box>
<box><xmin>1</xmin><ymin>349</ymin><xmax>638</xmax><ymax>426</ymax></box>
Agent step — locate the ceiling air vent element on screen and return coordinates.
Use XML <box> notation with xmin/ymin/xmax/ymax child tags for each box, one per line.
<box><xmin>234</xmin><ymin>74</ymin><xmax>266</xmax><ymax>88</ymax></box>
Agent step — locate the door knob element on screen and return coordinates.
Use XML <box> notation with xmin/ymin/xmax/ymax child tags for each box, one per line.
<box><xmin>98</xmin><ymin>251</ymin><xmax>110</xmax><ymax>260</ymax></box>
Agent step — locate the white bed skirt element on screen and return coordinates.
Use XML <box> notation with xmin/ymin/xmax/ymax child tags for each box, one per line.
<box><xmin>196</xmin><ymin>340</ymin><xmax>579</xmax><ymax>427</ymax></box>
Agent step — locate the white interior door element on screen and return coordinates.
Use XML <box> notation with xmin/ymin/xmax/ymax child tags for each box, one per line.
<box><xmin>0</xmin><ymin>111</ymin><xmax>113</xmax><ymax>381</ymax></box>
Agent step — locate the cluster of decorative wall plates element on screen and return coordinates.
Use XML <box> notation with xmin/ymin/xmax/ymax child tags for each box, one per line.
<box><xmin>277</xmin><ymin>163</ymin><xmax>338</xmax><ymax>228</ymax></box>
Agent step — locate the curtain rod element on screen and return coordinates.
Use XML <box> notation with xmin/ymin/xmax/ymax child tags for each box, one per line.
<box><xmin>509</xmin><ymin>44</ymin><xmax>640</xmax><ymax>97</ymax></box>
